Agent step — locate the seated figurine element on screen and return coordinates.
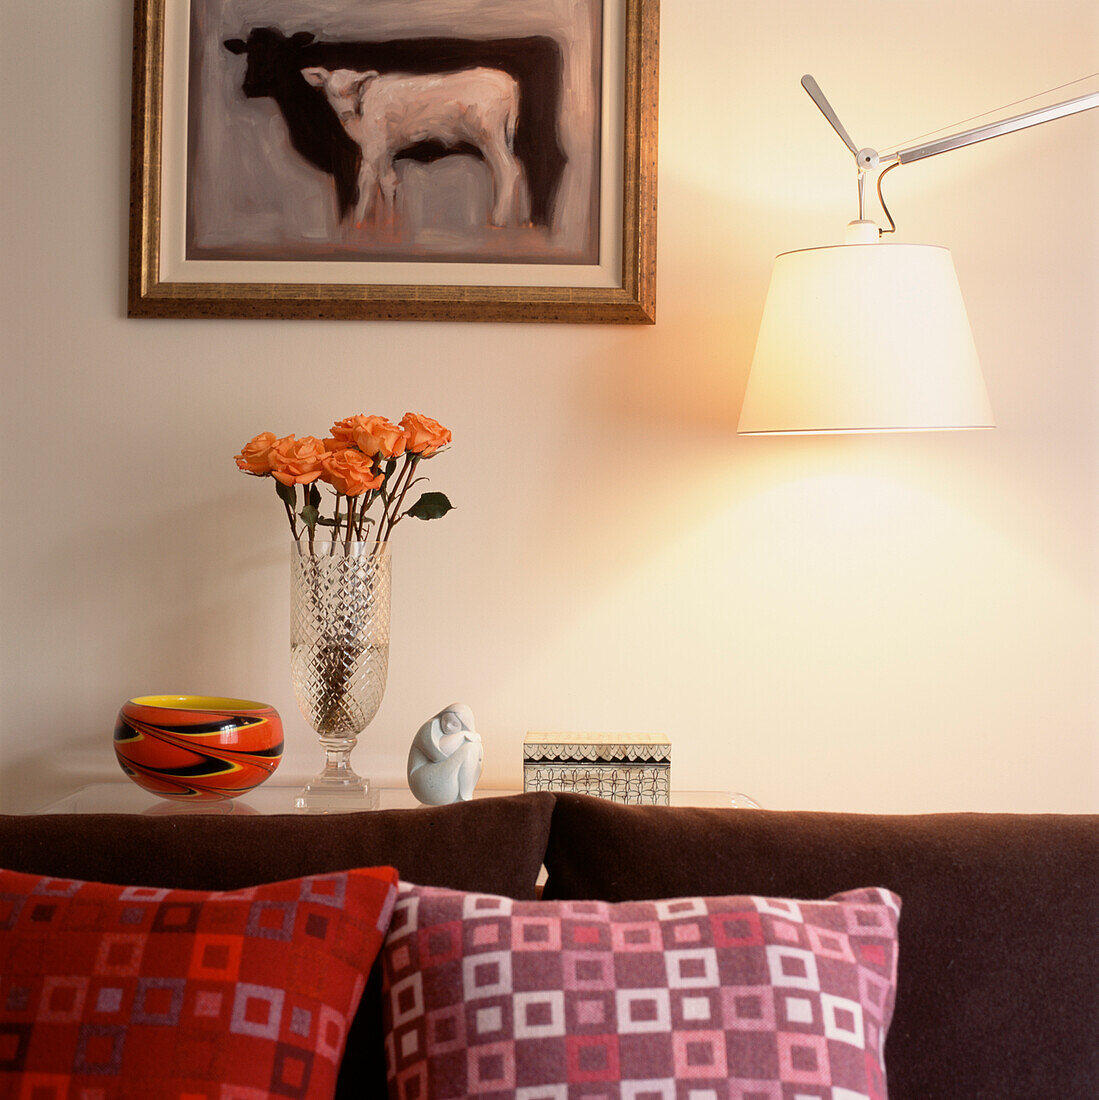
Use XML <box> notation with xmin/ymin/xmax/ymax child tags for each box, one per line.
<box><xmin>407</xmin><ymin>703</ymin><xmax>484</xmax><ymax>805</ymax></box>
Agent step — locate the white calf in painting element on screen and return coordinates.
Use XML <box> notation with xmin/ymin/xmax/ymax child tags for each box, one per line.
<box><xmin>300</xmin><ymin>66</ymin><xmax>522</xmax><ymax>228</ymax></box>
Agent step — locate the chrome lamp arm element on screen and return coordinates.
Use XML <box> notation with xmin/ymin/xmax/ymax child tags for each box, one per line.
<box><xmin>803</xmin><ymin>74</ymin><xmax>1099</xmax><ymax>169</ymax></box>
<box><xmin>801</xmin><ymin>74</ymin><xmax>1098</xmax><ymax>231</ymax></box>
<box><xmin>885</xmin><ymin>89</ymin><xmax>1099</xmax><ymax>164</ymax></box>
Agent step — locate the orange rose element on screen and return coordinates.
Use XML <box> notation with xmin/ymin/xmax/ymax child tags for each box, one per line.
<box><xmin>352</xmin><ymin>415</ymin><xmax>408</xmax><ymax>459</ymax></box>
<box><xmin>400</xmin><ymin>413</ymin><xmax>452</xmax><ymax>457</ymax></box>
<box><xmin>234</xmin><ymin>432</ymin><xmax>279</xmax><ymax>475</ymax></box>
<box><xmin>269</xmin><ymin>435</ymin><xmax>327</xmax><ymax>486</ymax></box>
<box><xmin>328</xmin><ymin>414</ymin><xmax>375</xmax><ymax>449</ymax></box>
<box><xmin>320</xmin><ymin>449</ymin><xmax>384</xmax><ymax>497</ymax></box>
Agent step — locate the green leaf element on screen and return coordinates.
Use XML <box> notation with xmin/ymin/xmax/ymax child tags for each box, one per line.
<box><xmin>274</xmin><ymin>480</ymin><xmax>296</xmax><ymax>508</ymax></box>
<box><xmin>315</xmin><ymin>515</ymin><xmax>336</xmax><ymax>527</ymax></box>
<box><xmin>306</xmin><ymin>484</ymin><xmax>322</xmax><ymax>508</ymax></box>
<box><xmin>300</xmin><ymin>503</ymin><xmax>320</xmax><ymax>530</ymax></box>
<box><xmin>407</xmin><ymin>492</ymin><xmax>454</xmax><ymax>521</ymax></box>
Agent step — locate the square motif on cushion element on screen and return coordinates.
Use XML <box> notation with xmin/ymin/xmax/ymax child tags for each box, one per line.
<box><xmin>382</xmin><ymin>883</ymin><xmax>900</xmax><ymax>1098</ymax></box>
<box><xmin>513</xmin><ymin>915</ymin><xmax>562</xmax><ymax>953</ymax></box>
<box><xmin>0</xmin><ymin>865</ymin><xmax>398</xmax><ymax>1098</ymax></box>
<box><xmin>611</xmin><ymin>921</ymin><xmax>663</xmax><ymax>953</ymax></box>
<box><xmin>570</xmin><ymin>992</ymin><xmax>613</xmax><ymax>1031</ymax></box>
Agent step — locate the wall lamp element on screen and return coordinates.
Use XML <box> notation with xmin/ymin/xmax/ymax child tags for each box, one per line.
<box><xmin>738</xmin><ymin>75</ymin><xmax>1099</xmax><ymax>435</ymax></box>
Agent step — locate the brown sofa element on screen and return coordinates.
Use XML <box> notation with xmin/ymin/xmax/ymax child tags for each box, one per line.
<box><xmin>2</xmin><ymin>792</ymin><xmax>1096</xmax><ymax>1098</ymax></box>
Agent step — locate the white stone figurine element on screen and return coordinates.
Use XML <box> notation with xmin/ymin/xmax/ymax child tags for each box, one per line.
<box><xmin>407</xmin><ymin>703</ymin><xmax>484</xmax><ymax>805</ymax></box>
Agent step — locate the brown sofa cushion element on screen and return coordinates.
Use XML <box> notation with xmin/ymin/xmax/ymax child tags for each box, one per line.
<box><xmin>0</xmin><ymin>792</ymin><xmax>555</xmax><ymax>1099</ymax></box>
<box><xmin>0</xmin><ymin>793</ymin><xmax>553</xmax><ymax>896</ymax></box>
<box><xmin>542</xmin><ymin>795</ymin><xmax>1099</xmax><ymax>1100</ymax></box>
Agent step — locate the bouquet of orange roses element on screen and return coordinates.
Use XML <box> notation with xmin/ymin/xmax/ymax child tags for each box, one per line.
<box><xmin>235</xmin><ymin>413</ymin><xmax>452</xmax><ymax>549</ymax></box>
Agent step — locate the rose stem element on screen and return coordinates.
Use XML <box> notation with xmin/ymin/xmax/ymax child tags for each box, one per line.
<box><xmin>383</xmin><ymin>454</ymin><xmax>420</xmax><ymax>540</ymax></box>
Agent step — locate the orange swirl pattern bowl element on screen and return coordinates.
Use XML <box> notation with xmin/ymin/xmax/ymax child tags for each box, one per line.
<box><xmin>114</xmin><ymin>695</ymin><xmax>284</xmax><ymax>801</ymax></box>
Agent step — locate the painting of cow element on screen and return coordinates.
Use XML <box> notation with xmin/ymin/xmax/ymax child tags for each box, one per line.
<box><xmin>188</xmin><ymin>0</ymin><xmax>601</xmax><ymax>265</ymax></box>
<box><xmin>299</xmin><ymin>65</ymin><xmax>523</xmax><ymax>229</ymax></box>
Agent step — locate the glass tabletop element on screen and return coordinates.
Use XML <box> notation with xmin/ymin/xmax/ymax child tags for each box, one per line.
<box><xmin>31</xmin><ymin>781</ymin><xmax>758</xmax><ymax>816</ymax></box>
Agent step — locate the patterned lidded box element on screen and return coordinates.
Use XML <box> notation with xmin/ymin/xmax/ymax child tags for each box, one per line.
<box><xmin>523</xmin><ymin>731</ymin><xmax>670</xmax><ymax>805</ymax></box>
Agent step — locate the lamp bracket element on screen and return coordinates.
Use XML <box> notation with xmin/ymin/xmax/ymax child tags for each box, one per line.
<box><xmin>800</xmin><ymin>76</ymin><xmax>894</xmax><ymax>226</ymax></box>
<box><xmin>856</xmin><ymin>148</ymin><xmax>880</xmax><ymax>171</ymax></box>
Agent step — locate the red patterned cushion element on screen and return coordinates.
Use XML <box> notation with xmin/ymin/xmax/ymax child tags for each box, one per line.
<box><xmin>0</xmin><ymin>864</ymin><xmax>398</xmax><ymax>1098</ymax></box>
<box><xmin>382</xmin><ymin>883</ymin><xmax>900</xmax><ymax>1099</ymax></box>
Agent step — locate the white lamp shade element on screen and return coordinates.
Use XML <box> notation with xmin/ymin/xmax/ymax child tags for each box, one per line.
<box><xmin>738</xmin><ymin>242</ymin><xmax>994</xmax><ymax>434</ymax></box>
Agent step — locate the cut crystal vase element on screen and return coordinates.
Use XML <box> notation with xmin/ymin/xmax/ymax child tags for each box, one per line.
<box><xmin>290</xmin><ymin>540</ymin><xmax>391</xmax><ymax>810</ymax></box>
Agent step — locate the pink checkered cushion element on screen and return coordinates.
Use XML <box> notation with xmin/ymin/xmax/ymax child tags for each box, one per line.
<box><xmin>381</xmin><ymin>882</ymin><xmax>901</xmax><ymax>1099</ymax></box>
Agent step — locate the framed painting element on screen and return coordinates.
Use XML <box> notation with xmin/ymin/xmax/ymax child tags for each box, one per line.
<box><xmin>128</xmin><ymin>0</ymin><xmax>658</xmax><ymax>321</ymax></box>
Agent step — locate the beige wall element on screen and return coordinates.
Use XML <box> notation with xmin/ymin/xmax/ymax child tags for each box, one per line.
<box><xmin>2</xmin><ymin>0</ymin><xmax>1096</xmax><ymax>814</ymax></box>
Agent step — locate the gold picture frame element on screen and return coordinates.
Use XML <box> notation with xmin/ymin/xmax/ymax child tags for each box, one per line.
<box><xmin>128</xmin><ymin>0</ymin><xmax>658</xmax><ymax>322</ymax></box>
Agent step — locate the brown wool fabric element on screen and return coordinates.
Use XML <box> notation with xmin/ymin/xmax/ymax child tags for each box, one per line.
<box><xmin>541</xmin><ymin>795</ymin><xmax>1099</xmax><ymax>1100</ymax></box>
<box><xmin>0</xmin><ymin>792</ymin><xmax>555</xmax><ymax>1098</ymax></box>
<box><xmin>0</xmin><ymin>793</ymin><xmax>554</xmax><ymax>896</ymax></box>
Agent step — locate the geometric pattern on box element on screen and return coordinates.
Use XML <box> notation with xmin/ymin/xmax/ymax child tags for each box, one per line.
<box><xmin>523</xmin><ymin>733</ymin><xmax>671</xmax><ymax>806</ymax></box>
<box><xmin>382</xmin><ymin>882</ymin><xmax>900</xmax><ymax>1100</ymax></box>
<box><xmin>522</xmin><ymin>763</ymin><xmax>671</xmax><ymax>806</ymax></box>
<box><xmin>0</xmin><ymin>864</ymin><xmax>398</xmax><ymax>1098</ymax></box>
